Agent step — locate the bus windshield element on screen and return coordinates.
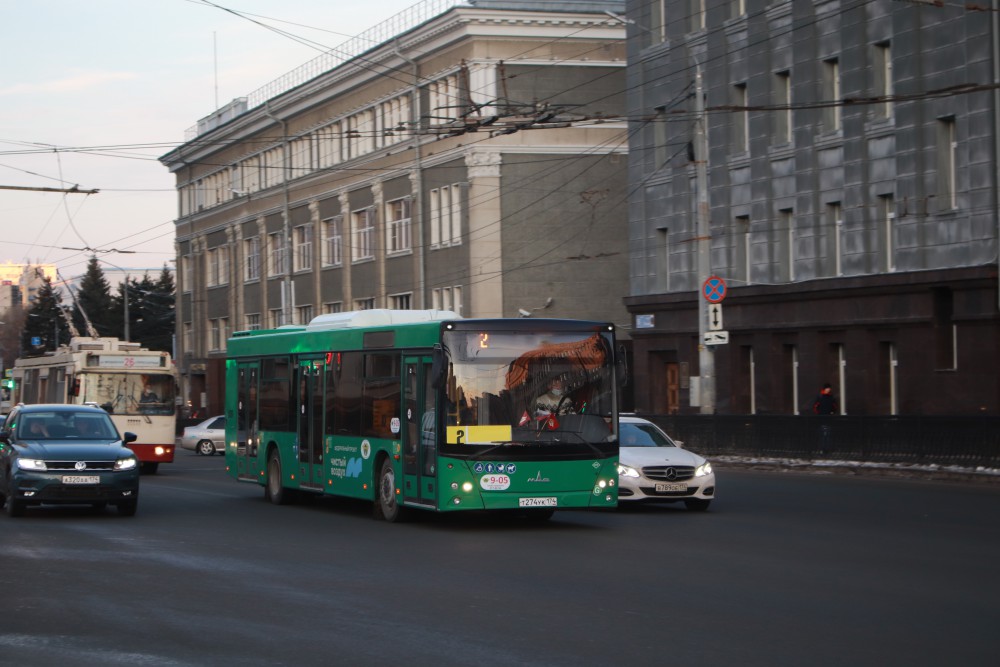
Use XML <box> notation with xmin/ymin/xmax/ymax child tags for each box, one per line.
<box><xmin>440</xmin><ymin>328</ymin><xmax>616</xmax><ymax>451</ymax></box>
<box><xmin>82</xmin><ymin>372</ymin><xmax>176</xmax><ymax>416</ymax></box>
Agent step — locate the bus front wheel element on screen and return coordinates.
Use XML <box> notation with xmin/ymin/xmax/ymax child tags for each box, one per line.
<box><xmin>373</xmin><ymin>457</ymin><xmax>407</xmax><ymax>523</ymax></box>
<box><xmin>265</xmin><ymin>450</ymin><xmax>290</xmax><ymax>505</ymax></box>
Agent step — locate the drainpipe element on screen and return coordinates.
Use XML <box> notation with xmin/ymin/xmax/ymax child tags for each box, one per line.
<box><xmin>993</xmin><ymin>0</ymin><xmax>1000</xmax><ymax>310</ymax></box>
<box><xmin>395</xmin><ymin>40</ymin><xmax>426</xmax><ymax>308</ymax></box>
<box><xmin>264</xmin><ymin>102</ymin><xmax>294</xmax><ymax>324</ymax></box>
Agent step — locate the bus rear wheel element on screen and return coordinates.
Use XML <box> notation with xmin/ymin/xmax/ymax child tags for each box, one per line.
<box><xmin>265</xmin><ymin>450</ymin><xmax>289</xmax><ymax>505</ymax></box>
<box><xmin>373</xmin><ymin>457</ymin><xmax>407</xmax><ymax>523</ymax></box>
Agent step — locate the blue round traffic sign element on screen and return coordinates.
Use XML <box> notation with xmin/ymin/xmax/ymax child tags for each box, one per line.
<box><xmin>702</xmin><ymin>275</ymin><xmax>727</xmax><ymax>303</ymax></box>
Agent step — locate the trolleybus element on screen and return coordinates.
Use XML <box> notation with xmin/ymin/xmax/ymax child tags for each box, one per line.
<box><xmin>11</xmin><ymin>337</ymin><xmax>177</xmax><ymax>473</ymax></box>
<box><xmin>225</xmin><ymin>309</ymin><xmax>623</xmax><ymax>521</ymax></box>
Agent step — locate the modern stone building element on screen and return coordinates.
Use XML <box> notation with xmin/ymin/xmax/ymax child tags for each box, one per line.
<box><xmin>160</xmin><ymin>0</ymin><xmax>629</xmax><ymax>415</ymax></box>
<box><xmin>623</xmin><ymin>0</ymin><xmax>1000</xmax><ymax>415</ymax></box>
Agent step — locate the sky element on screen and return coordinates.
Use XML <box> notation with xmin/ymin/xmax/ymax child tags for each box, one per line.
<box><xmin>0</xmin><ymin>0</ymin><xmax>423</xmax><ymax>284</ymax></box>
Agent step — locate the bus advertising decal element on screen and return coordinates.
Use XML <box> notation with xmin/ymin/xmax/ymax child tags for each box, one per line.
<box><xmin>480</xmin><ymin>474</ymin><xmax>511</xmax><ymax>491</ymax></box>
<box><xmin>473</xmin><ymin>462</ymin><xmax>517</xmax><ymax>474</ymax></box>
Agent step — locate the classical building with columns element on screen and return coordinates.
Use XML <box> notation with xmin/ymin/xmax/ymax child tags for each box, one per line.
<box><xmin>160</xmin><ymin>0</ymin><xmax>629</xmax><ymax>415</ymax></box>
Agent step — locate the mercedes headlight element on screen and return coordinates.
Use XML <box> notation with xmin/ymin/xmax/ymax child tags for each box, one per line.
<box><xmin>617</xmin><ymin>463</ymin><xmax>640</xmax><ymax>478</ymax></box>
<box><xmin>695</xmin><ymin>462</ymin><xmax>713</xmax><ymax>477</ymax></box>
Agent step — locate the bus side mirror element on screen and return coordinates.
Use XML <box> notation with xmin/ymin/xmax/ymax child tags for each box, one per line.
<box><xmin>430</xmin><ymin>345</ymin><xmax>447</xmax><ymax>389</ymax></box>
<box><xmin>616</xmin><ymin>344</ymin><xmax>629</xmax><ymax>388</ymax></box>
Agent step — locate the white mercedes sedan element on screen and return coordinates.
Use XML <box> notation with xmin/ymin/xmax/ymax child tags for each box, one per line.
<box><xmin>617</xmin><ymin>416</ymin><xmax>715</xmax><ymax>511</ymax></box>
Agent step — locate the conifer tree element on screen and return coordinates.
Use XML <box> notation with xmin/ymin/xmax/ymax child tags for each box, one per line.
<box><xmin>21</xmin><ymin>276</ymin><xmax>70</xmax><ymax>354</ymax></box>
<box><xmin>73</xmin><ymin>256</ymin><xmax>114</xmax><ymax>337</ymax></box>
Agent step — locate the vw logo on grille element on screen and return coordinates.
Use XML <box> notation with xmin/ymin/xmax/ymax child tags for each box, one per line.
<box><xmin>75</xmin><ymin>461</ymin><xmax>87</xmax><ymax>471</ymax></box>
<box><xmin>663</xmin><ymin>467</ymin><xmax>677</xmax><ymax>481</ymax></box>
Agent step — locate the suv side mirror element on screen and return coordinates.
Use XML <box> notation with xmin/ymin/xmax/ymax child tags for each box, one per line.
<box><xmin>123</xmin><ymin>432</ymin><xmax>138</xmax><ymax>444</ymax></box>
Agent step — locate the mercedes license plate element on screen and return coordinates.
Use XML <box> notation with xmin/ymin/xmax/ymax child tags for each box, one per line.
<box><xmin>63</xmin><ymin>475</ymin><xmax>100</xmax><ymax>485</ymax></box>
<box><xmin>655</xmin><ymin>482</ymin><xmax>687</xmax><ymax>493</ymax></box>
<box><xmin>519</xmin><ymin>497</ymin><xmax>557</xmax><ymax>507</ymax></box>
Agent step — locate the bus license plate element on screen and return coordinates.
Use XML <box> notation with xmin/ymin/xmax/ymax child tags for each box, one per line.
<box><xmin>519</xmin><ymin>497</ymin><xmax>557</xmax><ymax>507</ymax></box>
<box><xmin>63</xmin><ymin>476</ymin><xmax>100</xmax><ymax>485</ymax></box>
<box><xmin>655</xmin><ymin>483</ymin><xmax>687</xmax><ymax>493</ymax></box>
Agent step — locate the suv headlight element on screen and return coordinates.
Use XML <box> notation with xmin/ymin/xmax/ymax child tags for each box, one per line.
<box><xmin>16</xmin><ymin>458</ymin><xmax>47</xmax><ymax>471</ymax></box>
<box><xmin>617</xmin><ymin>463</ymin><xmax>640</xmax><ymax>478</ymax></box>
<box><xmin>114</xmin><ymin>457</ymin><xmax>138</xmax><ymax>471</ymax></box>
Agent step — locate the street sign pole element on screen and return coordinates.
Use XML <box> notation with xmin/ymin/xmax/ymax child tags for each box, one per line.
<box><xmin>693</xmin><ymin>64</ymin><xmax>714</xmax><ymax>415</ymax></box>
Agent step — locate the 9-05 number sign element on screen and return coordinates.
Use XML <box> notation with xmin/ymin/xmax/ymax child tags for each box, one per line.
<box><xmin>702</xmin><ymin>275</ymin><xmax>727</xmax><ymax>303</ymax></box>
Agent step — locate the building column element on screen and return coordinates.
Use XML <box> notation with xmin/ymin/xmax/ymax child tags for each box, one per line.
<box><xmin>465</xmin><ymin>149</ymin><xmax>503</xmax><ymax>317</ymax></box>
<box><xmin>372</xmin><ymin>181</ymin><xmax>386</xmax><ymax>307</ymax></box>
<box><xmin>339</xmin><ymin>193</ymin><xmax>352</xmax><ymax>308</ymax></box>
<box><xmin>309</xmin><ymin>199</ymin><xmax>322</xmax><ymax>315</ymax></box>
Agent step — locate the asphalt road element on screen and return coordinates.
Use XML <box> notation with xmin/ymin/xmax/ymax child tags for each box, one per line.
<box><xmin>1</xmin><ymin>453</ymin><xmax>998</xmax><ymax>667</ymax></box>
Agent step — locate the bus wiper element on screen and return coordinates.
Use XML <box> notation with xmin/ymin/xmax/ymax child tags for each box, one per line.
<box><xmin>470</xmin><ymin>441</ymin><xmax>525</xmax><ymax>459</ymax></box>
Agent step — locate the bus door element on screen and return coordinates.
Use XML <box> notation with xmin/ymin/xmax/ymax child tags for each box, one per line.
<box><xmin>402</xmin><ymin>356</ymin><xmax>437</xmax><ymax>506</ymax></box>
<box><xmin>297</xmin><ymin>357</ymin><xmax>325</xmax><ymax>490</ymax></box>
<box><xmin>236</xmin><ymin>362</ymin><xmax>260</xmax><ymax>481</ymax></box>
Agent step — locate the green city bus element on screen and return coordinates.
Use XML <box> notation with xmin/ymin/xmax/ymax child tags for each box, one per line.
<box><xmin>224</xmin><ymin>309</ymin><xmax>623</xmax><ymax>522</ymax></box>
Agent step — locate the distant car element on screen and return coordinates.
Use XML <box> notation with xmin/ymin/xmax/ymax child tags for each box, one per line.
<box><xmin>0</xmin><ymin>403</ymin><xmax>140</xmax><ymax>517</ymax></box>
<box><xmin>618</xmin><ymin>416</ymin><xmax>715</xmax><ymax>511</ymax></box>
<box><xmin>180</xmin><ymin>416</ymin><xmax>226</xmax><ymax>456</ymax></box>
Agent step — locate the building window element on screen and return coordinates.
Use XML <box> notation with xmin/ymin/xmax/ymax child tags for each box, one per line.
<box><xmin>827</xmin><ymin>203</ymin><xmax>843</xmax><ymax>277</ymax></box>
<box><xmin>297</xmin><ymin>304</ymin><xmax>314</xmax><ymax>325</ymax></box>
<box><xmin>322</xmin><ymin>302</ymin><xmax>342</xmax><ymax>314</ymax></box>
<box><xmin>937</xmin><ymin>118</ymin><xmax>957</xmax><ymax>211</ymax></box>
<box><xmin>732</xmin><ymin>83</ymin><xmax>748</xmax><ymax>154</ymax></box>
<box><xmin>390</xmin><ymin>293</ymin><xmax>412</xmax><ymax>310</ymax></box>
<box><xmin>182</xmin><ymin>321</ymin><xmax>193</xmax><ymax>355</ymax></box>
<box><xmin>731</xmin><ymin>0</ymin><xmax>746</xmax><ymax>19</ymax></box>
<box><xmin>873</xmin><ymin>42</ymin><xmax>893</xmax><ymax>120</ymax></box>
<box><xmin>244</xmin><ymin>237</ymin><xmax>260</xmax><ymax>281</ymax></box>
<box><xmin>268</xmin><ymin>231</ymin><xmax>287</xmax><ymax>276</ymax></box>
<box><xmin>322</xmin><ymin>216</ymin><xmax>343</xmax><ymax>267</ymax></box>
<box><xmin>290</xmin><ymin>136</ymin><xmax>312</xmax><ymax>177</ymax></box>
<box><xmin>386</xmin><ymin>197</ymin><xmax>412</xmax><ymax>254</ymax></box>
<box><xmin>246</xmin><ymin>313</ymin><xmax>261</xmax><ymax>331</ymax></box>
<box><xmin>181</xmin><ymin>254</ymin><xmax>193</xmax><ymax>293</ymax></box>
<box><xmin>430</xmin><ymin>184</ymin><xmax>462</xmax><ymax>247</ymax></box>
<box><xmin>209</xmin><ymin>318</ymin><xmax>228</xmax><ymax>352</ymax></box>
<box><xmin>656</xmin><ymin>227</ymin><xmax>670</xmax><ymax>292</ymax></box>
<box><xmin>690</xmin><ymin>0</ymin><xmax>705</xmax><ymax>32</ymax></box>
<box><xmin>432</xmin><ymin>286</ymin><xmax>463</xmax><ymax>314</ymax></box>
<box><xmin>645</xmin><ymin>0</ymin><xmax>667</xmax><ymax>47</ymax></box>
<box><xmin>652</xmin><ymin>107</ymin><xmax>669</xmax><ymax>170</ymax></box>
<box><xmin>773</xmin><ymin>71</ymin><xmax>792</xmax><ymax>145</ymax></box>
<box><xmin>822</xmin><ymin>58</ymin><xmax>841</xmax><ymax>132</ymax></box>
<box><xmin>269</xmin><ymin>308</ymin><xmax>284</xmax><ymax>328</ymax></box>
<box><xmin>779</xmin><ymin>209</ymin><xmax>794</xmax><ymax>282</ymax></box>
<box><xmin>205</xmin><ymin>249</ymin><xmax>216</xmax><ymax>288</ymax></box>
<box><xmin>316</xmin><ymin>123</ymin><xmax>341</xmax><ymax>168</ymax></box>
<box><xmin>887</xmin><ymin>343</ymin><xmax>899</xmax><ymax>415</ymax></box>
<box><xmin>735</xmin><ymin>215</ymin><xmax>750</xmax><ymax>285</ymax></box>
<box><xmin>428</xmin><ymin>74</ymin><xmax>462</xmax><ymax>125</ymax></box>
<box><xmin>355</xmin><ymin>297</ymin><xmax>376</xmax><ymax>310</ymax></box>
<box><xmin>293</xmin><ymin>224</ymin><xmax>313</xmax><ymax>272</ymax></box>
<box><xmin>352</xmin><ymin>208</ymin><xmax>375</xmax><ymax>262</ymax></box>
<box><xmin>879</xmin><ymin>195</ymin><xmax>895</xmax><ymax>272</ymax></box>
